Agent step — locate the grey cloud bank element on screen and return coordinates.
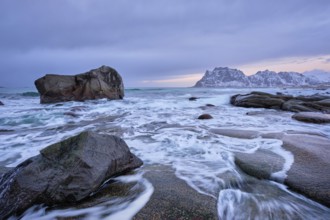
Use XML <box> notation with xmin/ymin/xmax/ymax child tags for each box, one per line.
<box><xmin>0</xmin><ymin>0</ymin><xmax>330</xmax><ymax>87</ymax></box>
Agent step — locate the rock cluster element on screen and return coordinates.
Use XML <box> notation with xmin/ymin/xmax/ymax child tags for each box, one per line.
<box><xmin>35</xmin><ymin>65</ymin><xmax>124</xmax><ymax>104</ymax></box>
<box><xmin>0</xmin><ymin>131</ymin><xmax>142</xmax><ymax>219</ymax></box>
<box><xmin>231</xmin><ymin>91</ymin><xmax>330</xmax><ymax>113</ymax></box>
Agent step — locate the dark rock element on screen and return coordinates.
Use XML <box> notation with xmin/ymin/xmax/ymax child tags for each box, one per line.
<box><xmin>281</xmin><ymin>100</ymin><xmax>317</xmax><ymax>112</ymax></box>
<box><xmin>230</xmin><ymin>93</ymin><xmax>284</xmax><ymax>109</ymax></box>
<box><xmin>63</xmin><ymin>112</ymin><xmax>79</xmax><ymax>117</ymax></box>
<box><xmin>197</xmin><ymin>114</ymin><xmax>213</xmax><ymax>119</ymax></box>
<box><xmin>0</xmin><ymin>101</ymin><xmax>4</xmax><ymax>105</ymax></box>
<box><xmin>231</xmin><ymin>91</ymin><xmax>330</xmax><ymax>113</ymax></box>
<box><xmin>189</xmin><ymin>97</ymin><xmax>198</xmax><ymax>101</ymax></box>
<box><xmin>35</xmin><ymin>65</ymin><xmax>124</xmax><ymax>104</ymax></box>
<box><xmin>292</xmin><ymin>112</ymin><xmax>330</xmax><ymax>123</ymax></box>
<box><xmin>0</xmin><ymin>131</ymin><xmax>142</xmax><ymax>219</ymax></box>
<box><xmin>206</xmin><ymin>104</ymin><xmax>215</xmax><ymax>107</ymax></box>
<box><xmin>0</xmin><ymin>129</ymin><xmax>15</xmax><ymax>133</ymax></box>
<box><xmin>134</xmin><ymin>165</ymin><xmax>218</xmax><ymax>220</ymax></box>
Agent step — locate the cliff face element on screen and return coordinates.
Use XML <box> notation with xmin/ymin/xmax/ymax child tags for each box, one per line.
<box><xmin>194</xmin><ymin>67</ymin><xmax>328</xmax><ymax>87</ymax></box>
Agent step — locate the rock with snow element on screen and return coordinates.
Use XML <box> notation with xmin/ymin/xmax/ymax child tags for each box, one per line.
<box><xmin>304</xmin><ymin>70</ymin><xmax>330</xmax><ymax>83</ymax></box>
<box><xmin>194</xmin><ymin>67</ymin><xmax>250</xmax><ymax>87</ymax></box>
<box><xmin>194</xmin><ymin>67</ymin><xmax>328</xmax><ymax>88</ymax></box>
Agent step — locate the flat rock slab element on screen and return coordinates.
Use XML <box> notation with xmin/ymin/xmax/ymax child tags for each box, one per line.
<box><xmin>232</xmin><ymin>131</ymin><xmax>330</xmax><ymax>207</ymax></box>
<box><xmin>292</xmin><ymin>112</ymin><xmax>330</xmax><ymax>123</ymax></box>
<box><xmin>211</xmin><ymin>129</ymin><xmax>261</xmax><ymax>139</ymax></box>
<box><xmin>235</xmin><ymin>149</ymin><xmax>285</xmax><ymax>180</ymax></box>
<box><xmin>134</xmin><ymin>165</ymin><xmax>218</xmax><ymax>220</ymax></box>
<box><xmin>282</xmin><ymin>134</ymin><xmax>330</xmax><ymax>207</ymax></box>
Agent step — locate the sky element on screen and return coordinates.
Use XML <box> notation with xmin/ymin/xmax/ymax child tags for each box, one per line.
<box><xmin>0</xmin><ymin>0</ymin><xmax>330</xmax><ymax>88</ymax></box>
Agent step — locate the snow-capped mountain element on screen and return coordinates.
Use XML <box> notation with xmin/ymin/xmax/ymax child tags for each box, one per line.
<box><xmin>194</xmin><ymin>67</ymin><xmax>329</xmax><ymax>87</ymax></box>
<box><xmin>303</xmin><ymin>69</ymin><xmax>330</xmax><ymax>82</ymax></box>
<box><xmin>194</xmin><ymin>67</ymin><xmax>250</xmax><ymax>87</ymax></box>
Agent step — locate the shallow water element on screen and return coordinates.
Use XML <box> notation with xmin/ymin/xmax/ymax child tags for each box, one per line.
<box><xmin>1</xmin><ymin>87</ymin><xmax>330</xmax><ymax>219</ymax></box>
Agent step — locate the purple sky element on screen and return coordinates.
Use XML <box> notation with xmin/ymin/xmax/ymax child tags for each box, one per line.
<box><xmin>0</xmin><ymin>0</ymin><xmax>330</xmax><ymax>87</ymax></box>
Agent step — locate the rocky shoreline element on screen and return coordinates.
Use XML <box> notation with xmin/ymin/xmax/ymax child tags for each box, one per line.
<box><xmin>1</xmin><ymin>89</ymin><xmax>330</xmax><ymax>218</ymax></box>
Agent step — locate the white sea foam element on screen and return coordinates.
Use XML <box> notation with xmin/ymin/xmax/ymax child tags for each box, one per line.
<box><xmin>1</xmin><ymin>87</ymin><xmax>330</xmax><ymax>219</ymax></box>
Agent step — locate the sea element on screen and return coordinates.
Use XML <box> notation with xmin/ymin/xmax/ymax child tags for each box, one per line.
<box><xmin>0</xmin><ymin>86</ymin><xmax>330</xmax><ymax>219</ymax></box>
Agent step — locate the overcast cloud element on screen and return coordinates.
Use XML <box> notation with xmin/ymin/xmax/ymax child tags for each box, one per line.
<box><xmin>0</xmin><ymin>0</ymin><xmax>330</xmax><ymax>87</ymax></box>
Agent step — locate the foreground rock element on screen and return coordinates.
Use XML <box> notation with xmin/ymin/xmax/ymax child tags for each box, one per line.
<box><xmin>222</xmin><ymin>129</ymin><xmax>330</xmax><ymax>207</ymax></box>
<box><xmin>231</xmin><ymin>91</ymin><xmax>330</xmax><ymax>113</ymax></box>
<box><xmin>0</xmin><ymin>131</ymin><xmax>142</xmax><ymax>219</ymax></box>
<box><xmin>35</xmin><ymin>65</ymin><xmax>124</xmax><ymax>104</ymax></box>
<box><xmin>292</xmin><ymin>112</ymin><xmax>330</xmax><ymax>123</ymax></box>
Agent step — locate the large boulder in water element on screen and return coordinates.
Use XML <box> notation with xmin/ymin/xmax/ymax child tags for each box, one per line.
<box><xmin>0</xmin><ymin>131</ymin><xmax>142</xmax><ymax>219</ymax></box>
<box><xmin>35</xmin><ymin>65</ymin><xmax>124</xmax><ymax>104</ymax></box>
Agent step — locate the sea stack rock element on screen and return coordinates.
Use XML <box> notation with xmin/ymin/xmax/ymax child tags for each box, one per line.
<box><xmin>35</xmin><ymin>65</ymin><xmax>124</xmax><ymax>104</ymax></box>
<box><xmin>0</xmin><ymin>131</ymin><xmax>142</xmax><ymax>219</ymax></box>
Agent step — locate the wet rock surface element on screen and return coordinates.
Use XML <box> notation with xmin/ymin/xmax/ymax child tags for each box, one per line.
<box><xmin>211</xmin><ymin>128</ymin><xmax>261</xmax><ymax>139</ymax></box>
<box><xmin>218</xmin><ymin>128</ymin><xmax>330</xmax><ymax>207</ymax></box>
<box><xmin>231</xmin><ymin>91</ymin><xmax>330</xmax><ymax>113</ymax></box>
<box><xmin>282</xmin><ymin>134</ymin><xmax>330</xmax><ymax>207</ymax></box>
<box><xmin>134</xmin><ymin>165</ymin><xmax>218</xmax><ymax>220</ymax></box>
<box><xmin>35</xmin><ymin>65</ymin><xmax>124</xmax><ymax>104</ymax></box>
<box><xmin>0</xmin><ymin>131</ymin><xmax>142</xmax><ymax>219</ymax></box>
<box><xmin>235</xmin><ymin>149</ymin><xmax>285</xmax><ymax>180</ymax></box>
<box><xmin>292</xmin><ymin>112</ymin><xmax>330</xmax><ymax>123</ymax></box>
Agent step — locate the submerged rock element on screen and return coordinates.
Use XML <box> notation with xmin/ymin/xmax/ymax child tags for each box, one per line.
<box><xmin>0</xmin><ymin>131</ymin><xmax>142</xmax><ymax>219</ymax></box>
<box><xmin>35</xmin><ymin>65</ymin><xmax>124</xmax><ymax>104</ymax></box>
<box><xmin>292</xmin><ymin>112</ymin><xmax>330</xmax><ymax>123</ymax></box>
<box><xmin>0</xmin><ymin>101</ymin><xmax>4</xmax><ymax>105</ymax></box>
<box><xmin>231</xmin><ymin>91</ymin><xmax>330</xmax><ymax>113</ymax></box>
<box><xmin>189</xmin><ymin>97</ymin><xmax>198</xmax><ymax>101</ymax></box>
<box><xmin>211</xmin><ymin>129</ymin><xmax>260</xmax><ymax>139</ymax></box>
<box><xmin>198</xmin><ymin>114</ymin><xmax>213</xmax><ymax>119</ymax></box>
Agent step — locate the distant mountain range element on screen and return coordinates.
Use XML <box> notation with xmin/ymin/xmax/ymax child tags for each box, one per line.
<box><xmin>194</xmin><ymin>67</ymin><xmax>330</xmax><ymax>87</ymax></box>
